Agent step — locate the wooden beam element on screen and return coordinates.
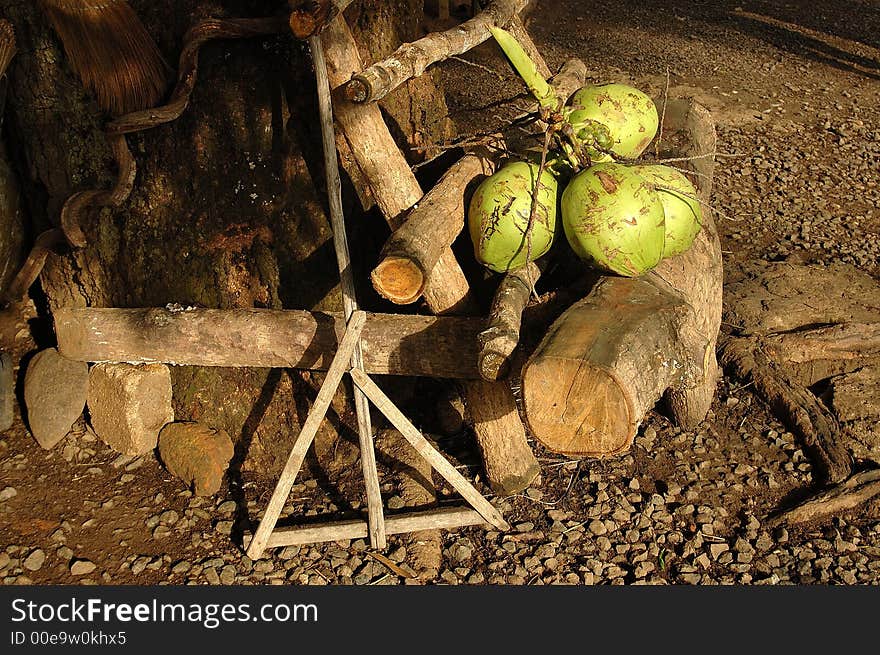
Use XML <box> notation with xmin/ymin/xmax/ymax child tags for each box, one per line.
<box><xmin>244</xmin><ymin>506</ymin><xmax>488</xmax><ymax>549</ymax></box>
<box><xmin>53</xmin><ymin>307</ymin><xmax>483</xmax><ymax>379</ymax></box>
<box><xmin>344</xmin><ymin>0</ymin><xmax>531</xmax><ymax>103</ymax></box>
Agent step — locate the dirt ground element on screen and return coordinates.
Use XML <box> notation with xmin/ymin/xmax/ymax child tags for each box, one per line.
<box><xmin>1</xmin><ymin>0</ymin><xmax>879</xmax><ymax>586</ymax></box>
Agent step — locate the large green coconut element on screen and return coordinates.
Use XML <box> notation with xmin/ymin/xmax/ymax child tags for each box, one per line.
<box><xmin>468</xmin><ymin>161</ymin><xmax>558</xmax><ymax>273</ymax></box>
<box><xmin>567</xmin><ymin>84</ymin><xmax>659</xmax><ymax>160</ymax></box>
<box><xmin>634</xmin><ymin>164</ymin><xmax>703</xmax><ymax>257</ymax></box>
<box><xmin>561</xmin><ymin>163</ymin><xmax>665</xmax><ymax>277</ymax></box>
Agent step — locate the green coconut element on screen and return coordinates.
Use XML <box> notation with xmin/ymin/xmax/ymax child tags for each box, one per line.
<box><xmin>566</xmin><ymin>84</ymin><xmax>659</xmax><ymax>160</ymax></box>
<box><xmin>561</xmin><ymin>163</ymin><xmax>665</xmax><ymax>277</ymax></box>
<box><xmin>468</xmin><ymin>161</ymin><xmax>557</xmax><ymax>273</ymax></box>
<box><xmin>633</xmin><ymin>164</ymin><xmax>703</xmax><ymax>257</ymax></box>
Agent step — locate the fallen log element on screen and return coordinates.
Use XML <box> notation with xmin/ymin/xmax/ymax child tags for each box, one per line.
<box><xmin>323</xmin><ymin>16</ymin><xmax>538</xmax><ymax>494</ymax></box>
<box><xmin>53</xmin><ymin>307</ymin><xmax>483</xmax><ymax>379</ymax></box>
<box><xmin>344</xmin><ymin>0</ymin><xmax>531</xmax><ymax>103</ymax></box>
<box><xmin>521</xmin><ymin>99</ymin><xmax>724</xmax><ymax>456</ymax></box>
<box><xmin>523</xmin><ymin>277</ymin><xmax>691</xmax><ymax>455</ymax></box>
<box><xmin>477</xmin><ymin>261</ymin><xmax>540</xmax><ymax>382</ymax></box>
<box><xmin>370</xmin><ymin>150</ymin><xmax>495</xmax><ymax>305</ymax></box>
<box><xmin>766</xmin><ymin>469</ymin><xmax>880</xmax><ymax>528</ymax></box>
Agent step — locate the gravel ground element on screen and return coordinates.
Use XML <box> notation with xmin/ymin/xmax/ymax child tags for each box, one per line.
<box><xmin>2</xmin><ymin>0</ymin><xmax>880</xmax><ymax>586</ymax></box>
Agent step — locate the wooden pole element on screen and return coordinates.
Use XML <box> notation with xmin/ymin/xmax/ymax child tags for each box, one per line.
<box><xmin>477</xmin><ymin>261</ymin><xmax>541</xmax><ymax>381</ymax></box>
<box><xmin>310</xmin><ymin>34</ymin><xmax>385</xmax><ymax>549</ymax></box>
<box><xmin>344</xmin><ymin>0</ymin><xmax>531</xmax><ymax>103</ymax></box>
<box><xmin>246</xmin><ymin>311</ymin><xmax>367</xmax><ymax>560</ymax></box>
<box><xmin>244</xmin><ymin>506</ymin><xmax>488</xmax><ymax>549</ymax></box>
<box><xmin>53</xmin><ymin>307</ymin><xmax>485</xmax><ymax>379</ymax></box>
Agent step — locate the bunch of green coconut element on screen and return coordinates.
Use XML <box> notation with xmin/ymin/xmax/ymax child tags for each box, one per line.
<box><xmin>468</xmin><ymin>28</ymin><xmax>703</xmax><ymax>277</ymax></box>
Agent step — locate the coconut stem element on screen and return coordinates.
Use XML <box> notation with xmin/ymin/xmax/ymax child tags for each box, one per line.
<box><xmin>489</xmin><ymin>26</ymin><xmax>556</xmax><ymax>110</ymax></box>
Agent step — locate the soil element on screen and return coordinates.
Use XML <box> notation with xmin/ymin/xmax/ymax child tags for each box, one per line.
<box><xmin>2</xmin><ymin>0</ymin><xmax>879</xmax><ymax>586</ymax></box>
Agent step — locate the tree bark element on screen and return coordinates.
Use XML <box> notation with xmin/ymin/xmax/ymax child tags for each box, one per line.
<box><xmin>54</xmin><ymin>306</ymin><xmax>484</xmax><ymax>379</ymax></box>
<box><xmin>522</xmin><ymin>99</ymin><xmax>724</xmax><ymax>456</ymax></box>
<box><xmin>1</xmin><ymin>0</ymin><xmax>453</xmax><ymax>476</ymax></box>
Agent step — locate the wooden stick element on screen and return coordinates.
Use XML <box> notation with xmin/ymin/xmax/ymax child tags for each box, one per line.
<box><xmin>246</xmin><ymin>311</ymin><xmax>366</xmax><ymax>560</ymax></box>
<box><xmin>244</xmin><ymin>506</ymin><xmax>488</xmax><ymax>549</ymax></box>
<box><xmin>350</xmin><ymin>368</ymin><xmax>510</xmax><ymax>531</ymax></box>
<box><xmin>311</xmin><ymin>33</ymin><xmax>385</xmax><ymax>549</ymax></box>
<box><xmin>54</xmin><ymin>307</ymin><xmax>484</xmax><ymax>378</ymax></box>
<box><xmin>477</xmin><ymin>261</ymin><xmax>540</xmax><ymax>381</ymax></box>
<box><xmin>323</xmin><ymin>16</ymin><xmax>538</xmax><ymax>496</ymax></box>
<box><xmin>345</xmin><ymin>0</ymin><xmax>531</xmax><ymax>103</ymax></box>
<box><xmin>371</xmin><ymin>150</ymin><xmax>494</xmax><ymax>305</ymax></box>
<box><xmin>766</xmin><ymin>469</ymin><xmax>880</xmax><ymax>527</ymax></box>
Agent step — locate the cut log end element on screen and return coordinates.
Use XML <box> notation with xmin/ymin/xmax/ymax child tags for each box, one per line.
<box><xmin>371</xmin><ymin>257</ymin><xmax>425</xmax><ymax>305</ymax></box>
<box><xmin>477</xmin><ymin>347</ymin><xmax>511</xmax><ymax>382</ymax></box>
<box><xmin>523</xmin><ymin>360</ymin><xmax>635</xmax><ymax>456</ymax></box>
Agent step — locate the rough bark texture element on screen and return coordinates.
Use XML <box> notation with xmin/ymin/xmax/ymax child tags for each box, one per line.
<box><xmin>1</xmin><ymin>0</ymin><xmax>452</xmax><ymax>476</ymax></box>
<box><xmin>371</xmin><ymin>150</ymin><xmax>494</xmax><ymax>305</ymax></box>
<box><xmin>522</xmin><ymin>99</ymin><xmax>723</xmax><ymax>457</ymax></box>
<box><xmin>524</xmin><ymin>278</ymin><xmax>691</xmax><ymax>456</ymax></box>
<box><xmin>54</xmin><ymin>307</ymin><xmax>484</xmax><ymax>378</ymax></box>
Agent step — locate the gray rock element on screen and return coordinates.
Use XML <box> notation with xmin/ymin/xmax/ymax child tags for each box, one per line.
<box><xmin>88</xmin><ymin>363</ymin><xmax>173</xmax><ymax>456</ymax></box>
<box><xmin>23</xmin><ymin>549</ymin><xmax>45</xmax><ymax>572</ymax></box>
<box><xmin>70</xmin><ymin>559</ymin><xmax>96</xmax><ymax>576</ymax></box>
<box><xmin>0</xmin><ymin>486</ymin><xmax>16</xmax><ymax>502</ymax></box>
<box><xmin>24</xmin><ymin>349</ymin><xmax>89</xmax><ymax>449</ymax></box>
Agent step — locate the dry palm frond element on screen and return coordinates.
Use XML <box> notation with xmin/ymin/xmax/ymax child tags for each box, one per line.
<box><xmin>39</xmin><ymin>0</ymin><xmax>168</xmax><ymax>115</ymax></box>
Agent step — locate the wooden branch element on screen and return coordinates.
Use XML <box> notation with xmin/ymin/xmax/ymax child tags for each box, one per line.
<box><xmin>53</xmin><ymin>307</ymin><xmax>484</xmax><ymax>379</ymax></box>
<box><xmin>323</xmin><ymin>16</ymin><xmax>538</xmax><ymax>495</ymax></box>
<box><xmin>766</xmin><ymin>469</ymin><xmax>880</xmax><ymax>528</ymax></box>
<box><xmin>344</xmin><ymin>0</ymin><xmax>531</xmax><ymax>103</ymax></box>
<box><xmin>477</xmin><ymin>261</ymin><xmax>540</xmax><ymax>381</ymax></box>
<box><xmin>246</xmin><ymin>311</ymin><xmax>366</xmax><ymax>560</ymax></box>
<box><xmin>244</xmin><ymin>506</ymin><xmax>488</xmax><ymax>549</ymax></box>
<box><xmin>288</xmin><ymin>0</ymin><xmax>356</xmax><ymax>39</ymax></box>
<box><xmin>370</xmin><ymin>151</ymin><xmax>495</xmax><ymax>305</ymax></box>
<box><xmin>721</xmin><ymin>336</ymin><xmax>851</xmax><ymax>484</ymax></box>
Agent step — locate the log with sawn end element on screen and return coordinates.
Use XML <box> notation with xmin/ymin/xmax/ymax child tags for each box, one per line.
<box><xmin>521</xmin><ymin>99</ymin><xmax>724</xmax><ymax>457</ymax></box>
<box><xmin>322</xmin><ymin>16</ymin><xmax>538</xmax><ymax>495</ymax></box>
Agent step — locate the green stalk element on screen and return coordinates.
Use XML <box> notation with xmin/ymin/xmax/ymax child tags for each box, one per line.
<box><xmin>489</xmin><ymin>26</ymin><xmax>557</xmax><ymax>109</ymax></box>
